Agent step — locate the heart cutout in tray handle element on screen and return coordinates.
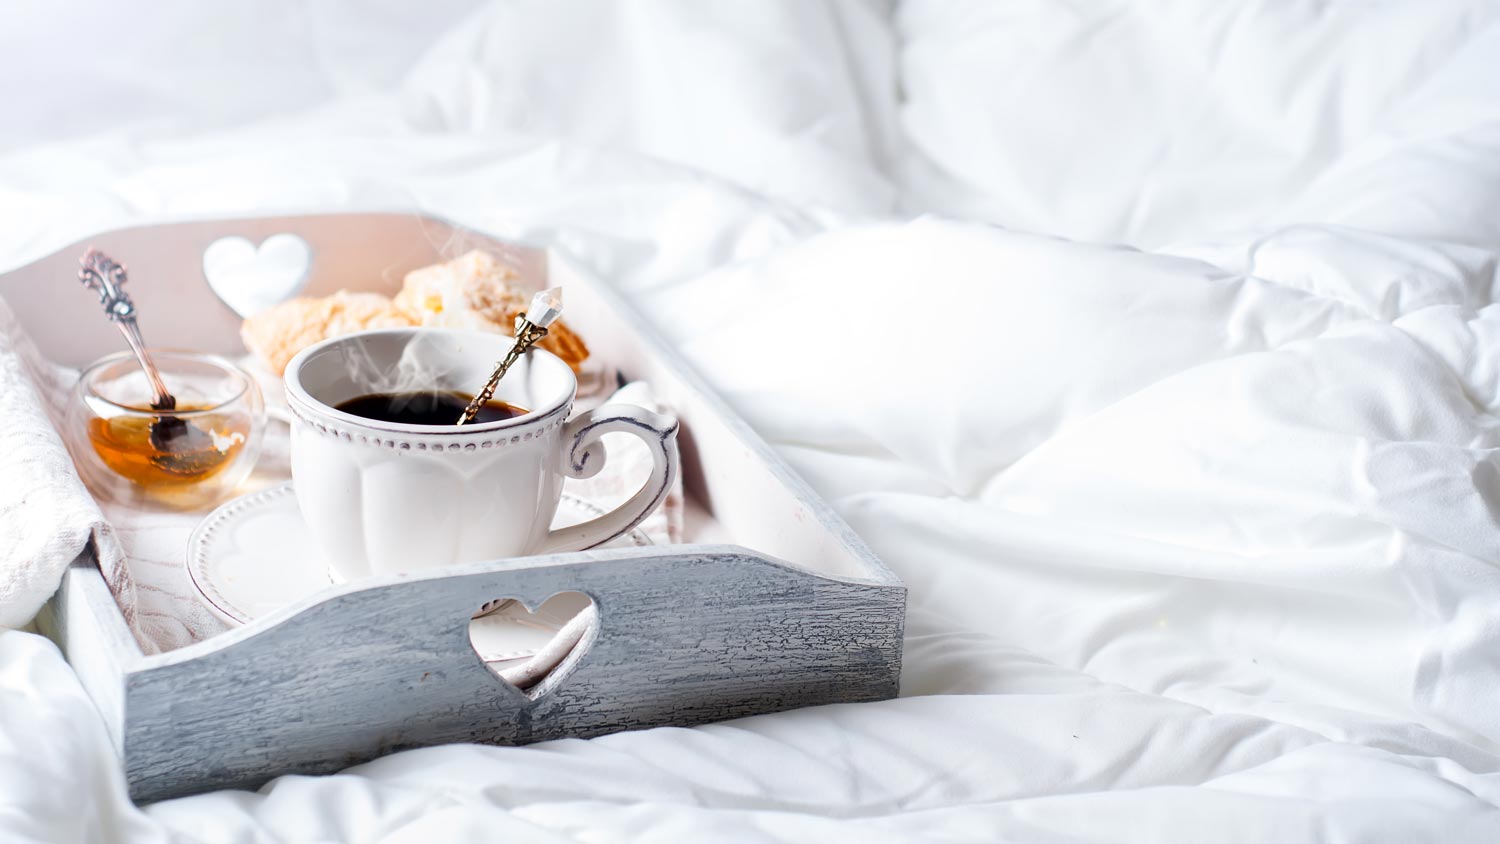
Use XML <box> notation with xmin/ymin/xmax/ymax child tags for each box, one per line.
<box><xmin>203</xmin><ymin>233</ymin><xmax>311</xmax><ymax>317</ymax></box>
<box><xmin>470</xmin><ymin>592</ymin><xmax>597</xmax><ymax>698</ymax></box>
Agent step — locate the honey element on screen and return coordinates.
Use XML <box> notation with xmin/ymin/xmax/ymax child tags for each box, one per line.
<box><xmin>87</xmin><ymin>410</ymin><xmax>249</xmax><ymax>488</ymax></box>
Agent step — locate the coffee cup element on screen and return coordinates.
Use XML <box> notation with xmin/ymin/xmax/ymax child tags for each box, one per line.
<box><xmin>283</xmin><ymin>328</ymin><xmax>679</xmax><ymax>581</ymax></box>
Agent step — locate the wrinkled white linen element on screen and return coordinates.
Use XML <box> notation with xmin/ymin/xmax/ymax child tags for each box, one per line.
<box><xmin>897</xmin><ymin>0</ymin><xmax>1500</xmax><ymax>251</ymax></box>
<box><xmin>3</xmin><ymin>1</ymin><xmax>1500</xmax><ymax>842</ymax></box>
<box><xmin>400</xmin><ymin>0</ymin><xmax>900</xmax><ymax>213</ymax></box>
<box><xmin>0</xmin><ymin>301</ymin><xmax>135</xmax><ymax>630</ymax></box>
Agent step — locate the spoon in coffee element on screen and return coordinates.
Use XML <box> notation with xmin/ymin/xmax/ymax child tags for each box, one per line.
<box><xmin>456</xmin><ymin>287</ymin><xmax>565</xmax><ymax>425</ymax></box>
<box><xmin>78</xmin><ymin>249</ymin><xmax>224</xmax><ymax>476</ymax></box>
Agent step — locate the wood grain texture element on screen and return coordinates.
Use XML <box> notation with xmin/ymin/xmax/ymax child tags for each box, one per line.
<box><xmin>34</xmin><ymin>549</ymin><xmax>142</xmax><ymax>751</ymax></box>
<box><xmin>16</xmin><ymin>213</ymin><xmax>907</xmax><ymax>804</ymax></box>
<box><xmin>123</xmin><ymin>545</ymin><xmax>903</xmax><ymax>802</ymax></box>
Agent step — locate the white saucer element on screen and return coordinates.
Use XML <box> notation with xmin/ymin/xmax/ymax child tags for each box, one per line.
<box><xmin>188</xmin><ymin>483</ymin><xmax>647</xmax><ymax>683</ymax></box>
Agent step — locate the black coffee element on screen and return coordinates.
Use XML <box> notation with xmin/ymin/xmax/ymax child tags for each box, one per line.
<box><xmin>335</xmin><ymin>391</ymin><xmax>528</xmax><ymax>426</ymax></box>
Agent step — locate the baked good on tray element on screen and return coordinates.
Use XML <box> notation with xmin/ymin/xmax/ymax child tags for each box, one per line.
<box><xmin>240</xmin><ymin>250</ymin><xmax>589</xmax><ymax>375</ymax></box>
<box><xmin>240</xmin><ymin>291</ymin><xmax>411</xmax><ymax>376</ymax></box>
<box><xmin>393</xmin><ymin>251</ymin><xmax>590</xmax><ymax>371</ymax></box>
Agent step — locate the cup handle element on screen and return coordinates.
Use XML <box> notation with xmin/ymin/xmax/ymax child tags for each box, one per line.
<box><xmin>537</xmin><ymin>404</ymin><xmax>681</xmax><ymax>554</ymax></box>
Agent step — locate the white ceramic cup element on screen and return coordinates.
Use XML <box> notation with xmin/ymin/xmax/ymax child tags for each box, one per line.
<box><xmin>283</xmin><ymin>328</ymin><xmax>679</xmax><ymax>581</ymax></box>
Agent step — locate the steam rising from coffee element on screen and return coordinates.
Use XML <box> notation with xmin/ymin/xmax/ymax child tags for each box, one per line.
<box><xmin>336</xmin><ymin>333</ymin><xmax>465</xmax><ymax>413</ymax></box>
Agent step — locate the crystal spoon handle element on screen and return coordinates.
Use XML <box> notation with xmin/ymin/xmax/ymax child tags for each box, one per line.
<box><xmin>456</xmin><ymin>288</ymin><xmax>564</xmax><ymax>425</ymax></box>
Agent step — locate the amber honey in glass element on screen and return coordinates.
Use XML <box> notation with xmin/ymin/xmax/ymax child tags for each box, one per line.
<box><xmin>69</xmin><ymin>351</ymin><xmax>265</xmax><ymax>509</ymax></box>
<box><xmin>86</xmin><ymin>408</ymin><xmax>251</xmax><ymax>487</ymax></box>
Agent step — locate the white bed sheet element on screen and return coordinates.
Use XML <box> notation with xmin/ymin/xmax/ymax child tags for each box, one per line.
<box><xmin>3</xmin><ymin>2</ymin><xmax>1500</xmax><ymax>841</ymax></box>
<box><xmin>896</xmin><ymin>0</ymin><xmax>1500</xmax><ymax>252</ymax></box>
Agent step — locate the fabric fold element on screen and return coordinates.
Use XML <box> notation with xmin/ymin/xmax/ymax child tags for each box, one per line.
<box><xmin>0</xmin><ymin>297</ymin><xmax>135</xmax><ymax>632</ymax></box>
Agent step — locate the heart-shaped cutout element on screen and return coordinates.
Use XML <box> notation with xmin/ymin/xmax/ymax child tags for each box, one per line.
<box><xmin>470</xmin><ymin>592</ymin><xmax>596</xmax><ymax>698</ymax></box>
<box><xmin>203</xmin><ymin>233</ymin><xmax>311</xmax><ymax>317</ymax></box>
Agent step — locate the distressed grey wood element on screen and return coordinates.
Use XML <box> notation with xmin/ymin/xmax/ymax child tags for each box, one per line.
<box><xmin>123</xmin><ymin>545</ymin><xmax>902</xmax><ymax>801</ymax></box>
<box><xmin>32</xmin><ymin>548</ymin><xmax>140</xmax><ymax>753</ymax></box>
<box><xmin>6</xmin><ymin>212</ymin><xmax>906</xmax><ymax>804</ymax></box>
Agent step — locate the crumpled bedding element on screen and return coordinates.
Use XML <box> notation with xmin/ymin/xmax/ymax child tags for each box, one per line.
<box><xmin>3</xmin><ymin>1</ymin><xmax>1500</xmax><ymax>841</ymax></box>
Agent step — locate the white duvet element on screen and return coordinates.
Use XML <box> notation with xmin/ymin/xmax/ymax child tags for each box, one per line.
<box><xmin>4</xmin><ymin>1</ymin><xmax>1500</xmax><ymax>841</ymax></box>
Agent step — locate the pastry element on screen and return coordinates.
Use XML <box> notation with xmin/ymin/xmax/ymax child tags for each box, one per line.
<box><xmin>393</xmin><ymin>250</ymin><xmax>589</xmax><ymax>372</ymax></box>
<box><xmin>392</xmin><ymin>250</ymin><xmax>523</xmax><ymax>331</ymax></box>
<box><xmin>239</xmin><ymin>251</ymin><xmax>589</xmax><ymax>376</ymax></box>
<box><xmin>240</xmin><ymin>291</ymin><xmax>415</xmax><ymax>375</ymax></box>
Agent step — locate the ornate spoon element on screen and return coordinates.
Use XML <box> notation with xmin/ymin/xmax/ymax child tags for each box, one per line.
<box><xmin>456</xmin><ymin>288</ymin><xmax>564</xmax><ymax>425</ymax></box>
<box><xmin>78</xmin><ymin>249</ymin><xmax>221</xmax><ymax>475</ymax></box>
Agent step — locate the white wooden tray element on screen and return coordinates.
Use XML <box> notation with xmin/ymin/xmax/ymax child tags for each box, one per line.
<box><xmin>6</xmin><ymin>213</ymin><xmax>905</xmax><ymax>803</ymax></box>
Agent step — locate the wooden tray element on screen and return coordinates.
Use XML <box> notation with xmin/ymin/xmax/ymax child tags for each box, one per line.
<box><xmin>6</xmin><ymin>213</ymin><xmax>905</xmax><ymax>803</ymax></box>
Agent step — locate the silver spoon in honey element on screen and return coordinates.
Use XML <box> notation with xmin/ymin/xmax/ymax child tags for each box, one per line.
<box><xmin>78</xmin><ymin>249</ymin><xmax>226</xmax><ymax>476</ymax></box>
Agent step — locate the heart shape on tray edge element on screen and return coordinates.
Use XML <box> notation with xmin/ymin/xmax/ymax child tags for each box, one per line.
<box><xmin>203</xmin><ymin>233</ymin><xmax>311</xmax><ymax>318</ymax></box>
<box><xmin>470</xmin><ymin>591</ymin><xmax>598</xmax><ymax>700</ymax></box>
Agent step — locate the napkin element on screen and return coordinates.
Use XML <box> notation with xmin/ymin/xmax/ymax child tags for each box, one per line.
<box><xmin>0</xmin><ymin>298</ymin><xmax>136</xmax><ymax>632</ymax></box>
